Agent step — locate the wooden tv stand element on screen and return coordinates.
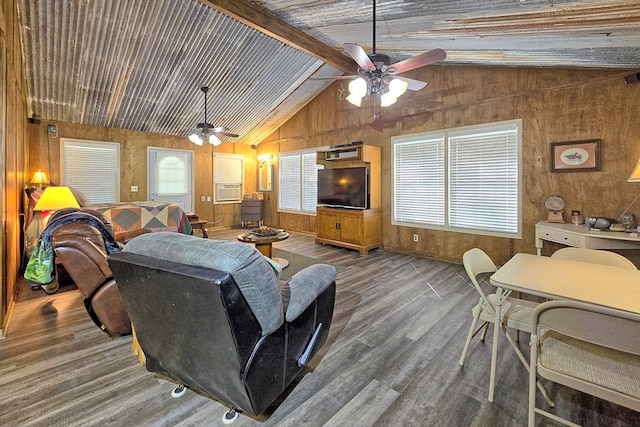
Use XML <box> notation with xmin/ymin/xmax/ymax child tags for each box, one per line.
<box><xmin>315</xmin><ymin>207</ymin><xmax>381</xmax><ymax>254</ymax></box>
<box><xmin>315</xmin><ymin>144</ymin><xmax>382</xmax><ymax>254</ymax></box>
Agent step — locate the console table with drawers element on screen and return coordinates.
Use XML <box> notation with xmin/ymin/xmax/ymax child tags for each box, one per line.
<box><xmin>535</xmin><ymin>221</ymin><xmax>640</xmax><ymax>255</ymax></box>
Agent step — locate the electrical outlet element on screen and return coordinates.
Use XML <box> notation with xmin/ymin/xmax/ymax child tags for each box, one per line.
<box><xmin>207</xmin><ymin>196</ymin><xmax>211</xmax><ymax>202</ymax></box>
<box><xmin>413</xmin><ymin>234</ymin><xmax>419</xmax><ymax>242</ymax></box>
<box><xmin>130</xmin><ymin>185</ymin><xmax>138</xmax><ymax>192</ymax></box>
<box><xmin>201</xmin><ymin>196</ymin><xmax>205</xmax><ymax>202</ymax></box>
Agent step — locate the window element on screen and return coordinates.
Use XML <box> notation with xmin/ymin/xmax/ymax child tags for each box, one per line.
<box><xmin>213</xmin><ymin>153</ymin><xmax>243</xmax><ymax>203</ymax></box>
<box><xmin>61</xmin><ymin>139</ymin><xmax>120</xmax><ymax>203</ymax></box>
<box><xmin>278</xmin><ymin>149</ymin><xmax>324</xmax><ymax>214</ymax></box>
<box><xmin>392</xmin><ymin>119</ymin><xmax>521</xmax><ymax>238</ymax></box>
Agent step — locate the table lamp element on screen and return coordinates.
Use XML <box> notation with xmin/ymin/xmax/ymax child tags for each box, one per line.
<box><xmin>33</xmin><ymin>186</ymin><xmax>80</xmax><ymax>226</ymax></box>
<box><xmin>617</xmin><ymin>157</ymin><xmax>640</xmax><ymax>226</ymax></box>
<box><xmin>30</xmin><ymin>169</ymin><xmax>50</xmax><ymax>188</ymax></box>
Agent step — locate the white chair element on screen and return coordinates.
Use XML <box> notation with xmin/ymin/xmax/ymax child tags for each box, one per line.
<box><xmin>459</xmin><ymin>248</ymin><xmax>553</xmax><ymax>405</ymax></box>
<box><xmin>529</xmin><ymin>300</ymin><xmax>640</xmax><ymax>427</ymax></box>
<box><xmin>551</xmin><ymin>247</ymin><xmax>637</xmax><ymax>269</ymax></box>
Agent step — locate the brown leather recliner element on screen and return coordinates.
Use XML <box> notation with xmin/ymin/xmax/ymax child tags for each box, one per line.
<box><xmin>51</xmin><ymin>208</ymin><xmax>149</xmax><ymax>336</ymax></box>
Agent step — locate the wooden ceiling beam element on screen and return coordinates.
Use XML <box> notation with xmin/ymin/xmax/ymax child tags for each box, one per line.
<box><xmin>199</xmin><ymin>0</ymin><xmax>355</xmax><ymax>74</ymax></box>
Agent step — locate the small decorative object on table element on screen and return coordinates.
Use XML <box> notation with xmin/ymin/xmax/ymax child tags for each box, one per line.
<box><xmin>545</xmin><ymin>196</ymin><xmax>565</xmax><ymax>223</ymax></box>
<box><xmin>570</xmin><ymin>210</ymin><xmax>584</xmax><ymax>225</ymax></box>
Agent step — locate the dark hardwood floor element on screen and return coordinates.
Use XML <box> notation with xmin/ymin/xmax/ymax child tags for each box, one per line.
<box><xmin>1</xmin><ymin>228</ymin><xmax>638</xmax><ymax>426</ymax></box>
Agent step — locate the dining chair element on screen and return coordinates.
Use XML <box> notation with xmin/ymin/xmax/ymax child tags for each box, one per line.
<box><xmin>551</xmin><ymin>247</ymin><xmax>637</xmax><ymax>269</ymax></box>
<box><xmin>529</xmin><ymin>300</ymin><xmax>640</xmax><ymax>427</ymax></box>
<box><xmin>459</xmin><ymin>248</ymin><xmax>554</xmax><ymax>405</ymax></box>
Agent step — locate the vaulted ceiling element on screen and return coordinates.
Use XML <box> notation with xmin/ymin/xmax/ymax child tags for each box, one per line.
<box><xmin>17</xmin><ymin>0</ymin><xmax>640</xmax><ymax>146</ymax></box>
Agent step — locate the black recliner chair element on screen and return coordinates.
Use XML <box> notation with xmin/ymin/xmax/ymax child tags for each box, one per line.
<box><xmin>107</xmin><ymin>232</ymin><xmax>336</xmax><ymax>423</ymax></box>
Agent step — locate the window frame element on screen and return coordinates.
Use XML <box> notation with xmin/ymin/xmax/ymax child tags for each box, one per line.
<box><xmin>391</xmin><ymin>119</ymin><xmax>522</xmax><ymax>239</ymax></box>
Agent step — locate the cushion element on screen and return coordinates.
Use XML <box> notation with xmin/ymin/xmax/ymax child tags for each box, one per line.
<box><xmin>540</xmin><ymin>330</ymin><xmax>640</xmax><ymax>399</ymax></box>
<box><xmin>123</xmin><ymin>232</ymin><xmax>284</xmax><ymax>335</ymax></box>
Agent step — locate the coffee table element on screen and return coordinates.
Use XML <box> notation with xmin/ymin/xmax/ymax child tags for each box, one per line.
<box><xmin>237</xmin><ymin>230</ymin><xmax>289</xmax><ymax>268</ymax></box>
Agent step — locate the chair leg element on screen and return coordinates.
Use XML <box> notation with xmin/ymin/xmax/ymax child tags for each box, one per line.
<box><xmin>503</xmin><ymin>328</ymin><xmax>554</xmax><ymax>407</ymax></box>
<box><xmin>459</xmin><ymin>312</ymin><xmax>481</xmax><ymax>366</ymax></box>
<box><xmin>480</xmin><ymin>322</ymin><xmax>490</xmax><ymax>341</ymax></box>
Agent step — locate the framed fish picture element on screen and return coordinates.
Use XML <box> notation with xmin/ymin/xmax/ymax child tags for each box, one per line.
<box><xmin>551</xmin><ymin>139</ymin><xmax>601</xmax><ymax>172</ymax></box>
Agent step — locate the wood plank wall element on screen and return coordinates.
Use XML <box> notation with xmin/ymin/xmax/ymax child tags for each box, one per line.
<box><xmin>1</xmin><ymin>0</ymin><xmax>29</xmax><ymax>334</ymax></box>
<box><xmin>257</xmin><ymin>65</ymin><xmax>640</xmax><ymax>265</ymax></box>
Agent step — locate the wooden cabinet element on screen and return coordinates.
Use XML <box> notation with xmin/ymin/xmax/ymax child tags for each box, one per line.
<box><xmin>315</xmin><ymin>144</ymin><xmax>382</xmax><ymax>254</ymax></box>
<box><xmin>316</xmin><ymin>207</ymin><xmax>381</xmax><ymax>254</ymax></box>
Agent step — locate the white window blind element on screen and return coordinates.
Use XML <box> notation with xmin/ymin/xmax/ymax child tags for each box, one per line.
<box><xmin>449</xmin><ymin>124</ymin><xmax>519</xmax><ymax>234</ymax></box>
<box><xmin>278</xmin><ymin>150</ymin><xmax>323</xmax><ymax>214</ymax></box>
<box><xmin>393</xmin><ymin>135</ymin><xmax>445</xmax><ymax>226</ymax></box>
<box><xmin>61</xmin><ymin>139</ymin><xmax>120</xmax><ymax>203</ymax></box>
<box><xmin>392</xmin><ymin>119</ymin><xmax>521</xmax><ymax>238</ymax></box>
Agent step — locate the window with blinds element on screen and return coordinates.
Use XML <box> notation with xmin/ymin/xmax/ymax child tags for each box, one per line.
<box><xmin>278</xmin><ymin>149</ymin><xmax>324</xmax><ymax>214</ymax></box>
<box><xmin>61</xmin><ymin>139</ymin><xmax>120</xmax><ymax>204</ymax></box>
<box><xmin>392</xmin><ymin>119</ymin><xmax>521</xmax><ymax>238</ymax></box>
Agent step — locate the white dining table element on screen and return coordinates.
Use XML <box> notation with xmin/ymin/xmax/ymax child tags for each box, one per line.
<box><xmin>485</xmin><ymin>253</ymin><xmax>640</xmax><ymax>403</ymax></box>
<box><xmin>490</xmin><ymin>253</ymin><xmax>640</xmax><ymax>314</ymax></box>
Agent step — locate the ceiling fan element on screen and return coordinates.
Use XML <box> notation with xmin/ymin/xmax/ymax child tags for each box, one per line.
<box><xmin>188</xmin><ymin>86</ymin><xmax>238</xmax><ymax>146</ymax></box>
<box><xmin>324</xmin><ymin>0</ymin><xmax>446</xmax><ymax>107</ymax></box>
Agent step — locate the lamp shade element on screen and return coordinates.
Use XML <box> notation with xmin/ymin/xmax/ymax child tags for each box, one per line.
<box><xmin>30</xmin><ymin>169</ymin><xmax>50</xmax><ymax>186</ymax></box>
<box><xmin>33</xmin><ymin>186</ymin><xmax>80</xmax><ymax>211</ymax></box>
<box><xmin>628</xmin><ymin>157</ymin><xmax>640</xmax><ymax>182</ymax></box>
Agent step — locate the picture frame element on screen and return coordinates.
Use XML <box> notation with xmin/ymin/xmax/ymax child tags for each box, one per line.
<box><xmin>551</xmin><ymin>139</ymin><xmax>601</xmax><ymax>172</ymax></box>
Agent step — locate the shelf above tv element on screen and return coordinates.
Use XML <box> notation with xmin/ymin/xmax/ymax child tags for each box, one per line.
<box><xmin>322</xmin><ymin>146</ymin><xmax>362</xmax><ymax>161</ymax></box>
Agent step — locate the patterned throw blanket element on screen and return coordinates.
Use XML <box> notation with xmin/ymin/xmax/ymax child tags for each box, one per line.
<box><xmin>24</xmin><ymin>211</ymin><xmax>120</xmax><ymax>285</ymax></box>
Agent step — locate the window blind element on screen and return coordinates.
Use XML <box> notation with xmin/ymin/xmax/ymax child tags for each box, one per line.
<box><xmin>393</xmin><ymin>135</ymin><xmax>445</xmax><ymax>226</ymax></box>
<box><xmin>278</xmin><ymin>149</ymin><xmax>323</xmax><ymax>214</ymax></box>
<box><xmin>62</xmin><ymin>139</ymin><xmax>120</xmax><ymax>204</ymax></box>
<box><xmin>449</xmin><ymin>124</ymin><xmax>519</xmax><ymax>234</ymax></box>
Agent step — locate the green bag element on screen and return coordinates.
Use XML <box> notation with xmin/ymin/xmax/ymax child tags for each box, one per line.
<box><xmin>24</xmin><ymin>241</ymin><xmax>55</xmax><ymax>285</ymax></box>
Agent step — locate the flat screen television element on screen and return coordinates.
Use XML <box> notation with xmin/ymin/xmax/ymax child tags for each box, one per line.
<box><xmin>317</xmin><ymin>166</ymin><xmax>368</xmax><ymax>209</ymax></box>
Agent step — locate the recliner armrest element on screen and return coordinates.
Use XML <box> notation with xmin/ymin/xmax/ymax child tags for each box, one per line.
<box><xmin>282</xmin><ymin>264</ymin><xmax>336</xmax><ymax>321</ymax></box>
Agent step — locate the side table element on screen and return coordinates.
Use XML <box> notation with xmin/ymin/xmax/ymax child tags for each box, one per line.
<box><xmin>189</xmin><ymin>219</ymin><xmax>208</xmax><ymax>238</ymax></box>
<box><xmin>237</xmin><ymin>229</ymin><xmax>289</xmax><ymax>268</ymax></box>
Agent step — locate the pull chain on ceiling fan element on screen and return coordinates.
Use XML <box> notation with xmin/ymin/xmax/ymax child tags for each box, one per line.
<box><xmin>188</xmin><ymin>86</ymin><xmax>238</xmax><ymax>146</ymax></box>
<box><xmin>324</xmin><ymin>0</ymin><xmax>447</xmax><ymax>107</ymax></box>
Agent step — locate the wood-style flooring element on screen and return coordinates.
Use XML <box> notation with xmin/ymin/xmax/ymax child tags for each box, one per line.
<box><xmin>1</xmin><ymin>228</ymin><xmax>638</xmax><ymax>426</ymax></box>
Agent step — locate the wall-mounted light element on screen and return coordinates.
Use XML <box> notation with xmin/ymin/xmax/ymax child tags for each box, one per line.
<box><xmin>258</xmin><ymin>154</ymin><xmax>274</xmax><ymax>167</ymax></box>
<box><xmin>30</xmin><ymin>169</ymin><xmax>50</xmax><ymax>188</ymax></box>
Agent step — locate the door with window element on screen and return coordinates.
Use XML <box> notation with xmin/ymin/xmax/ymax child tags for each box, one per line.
<box><xmin>148</xmin><ymin>148</ymin><xmax>194</xmax><ymax>212</ymax></box>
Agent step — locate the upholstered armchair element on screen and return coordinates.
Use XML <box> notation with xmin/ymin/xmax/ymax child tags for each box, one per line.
<box><xmin>107</xmin><ymin>232</ymin><xmax>336</xmax><ymax>423</ymax></box>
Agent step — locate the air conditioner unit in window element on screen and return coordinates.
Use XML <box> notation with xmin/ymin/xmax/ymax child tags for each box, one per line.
<box><xmin>216</xmin><ymin>184</ymin><xmax>241</xmax><ymax>202</ymax></box>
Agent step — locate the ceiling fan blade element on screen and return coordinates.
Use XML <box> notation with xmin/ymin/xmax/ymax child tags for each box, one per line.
<box><xmin>212</xmin><ymin>126</ymin><xmax>238</xmax><ymax>138</ymax></box>
<box><xmin>308</xmin><ymin>75</ymin><xmax>358</xmax><ymax>81</ymax></box>
<box><xmin>344</xmin><ymin>43</ymin><xmax>376</xmax><ymax>71</ymax></box>
<box><xmin>389</xmin><ymin>48</ymin><xmax>446</xmax><ymax>75</ymax></box>
<box><xmin>216</xmin><ymin>131</ymin><xmax>239</xmax><ymax>138</ymax></box>
<box><xmin>396</xmin><ymin>76</ymin><xmax>427</xmax><ymax>91</ymax></box>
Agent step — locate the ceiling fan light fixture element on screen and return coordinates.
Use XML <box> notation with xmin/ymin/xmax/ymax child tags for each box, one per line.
<box><xmin>208</xmin><ymin>133</ymin><xmax>221</xmax><ymax>146</ymax></box>
<box><xmin>388</xmin><ymin>78</ymin><xmax>409</xmax><ymax>97</ymax></box>
<box><xmin>189</xmin><ymin>132</ymin><xmax>204</xmax><ymax>145</ymax></box>
<box><xmin>346</xmin><ymin>93</ymin><xmax>363</xmax><ymax>107</ymax></box>
<box><xmin>380</xmin><ymin>92</ymin><xmax>398</xmax><ymax>107</ymax></box>
<box><xmin>348</xmin><ymin>77</ymin><xmax>368</xmax><ymax>98</ymax></box>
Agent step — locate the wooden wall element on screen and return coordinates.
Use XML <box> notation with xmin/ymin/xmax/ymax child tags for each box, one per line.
<box><xmin>27</xmin><ymin>121</ymin><xmax>257</xmax><ymax>228</ymax></box>
<box><xmin>1</xmin><ymin>0</ymin><xmax>29</xmax><ymax>334</ymax></box>
<box><xmin>259</xmin><ymin>65</ymin><xmax>640</xmax><ymax>265</ymax></box>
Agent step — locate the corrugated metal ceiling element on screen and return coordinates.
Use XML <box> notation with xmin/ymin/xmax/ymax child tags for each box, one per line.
<box><xmin>17</xmin><ymin>0</ymin><xmax>640</xmax><ymax>146</ymax></box>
